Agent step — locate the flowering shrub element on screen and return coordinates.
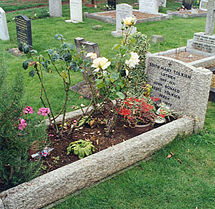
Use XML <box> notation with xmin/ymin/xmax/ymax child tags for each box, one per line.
<box><xmin>118</xmin><ymin>97</ymin><xmax>156</xmax><ymax>127</ymax></box>
<box><xmin>0</xmin><ymin>68</ymin><xmax>46</xmax><ymax>191</ymax></box>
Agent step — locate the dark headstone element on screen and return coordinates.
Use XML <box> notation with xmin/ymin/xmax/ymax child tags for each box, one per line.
<box><xmin>15</xmin><ymin>15</ymin><xmax>32</xmax><ymax>48</ymax></box>
<box><xmin>108</xmin><ymin>0</ymin><xmax>116</xmax><ymax>9</ymax></box>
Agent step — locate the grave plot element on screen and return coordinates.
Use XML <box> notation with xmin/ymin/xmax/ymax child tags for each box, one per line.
<box><xmin>150</xmin><ymin>0</ymin><xmax>215</xmax><ymax>102</ymax></box>
<box><xmin>0</xmin><ymin>55</ymin><xmax>212</xmax><ymax>209</ymax></box>
<box><xmin>85</xmin><ymin>2</ymin><xmax>171</xmax><ymax>25</ymax></box>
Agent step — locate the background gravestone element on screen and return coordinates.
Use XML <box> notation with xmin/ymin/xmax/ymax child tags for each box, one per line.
<box><xmin>107</xmin><ymin>0</ymin><xmax>116</xmax><ymax>9</ymax></box>
<box><xmin>139</xmin><ymin>0</ymin><xmax>159</xmax><ymax>14</ymax></box>
<box><xmin>74</xmin><ymin>37</ymin><xmax>100</xmax><ymax>57</ymax></box>
<box><xmin>0</xmin><ymin>7</ymin><xmax>9</xmax><ymax>41</ymax></box>
<box><xmin>187</xmin><ymin>0</ymin><xmax>215</xmax><ymax>55</ymax></box>
<box><xmin>200</xmin><ymin>0</ymin><xmax>208</xmax><ymax>11</ymax></box>
<box><xmin>15</xmin><ymin>15</ymin><xmax>32</xmax><ymax>48</ymax></box>
<box><xmin>65</xmin><ymin>0</ymin><xmax>83</xmax><ymax>23</ymax></box>
<box><xmin>112</xmin><ymin>4</ymin><xmax>136</xmax><ymax>37</ymax></box>
<box><xmin>146</xmin><ymin>55</ymin><xmax>212</xmax><ymax>131</ymax></box>
<box><xmin>49</xmin><ymin>0</ymin><xmax>62</xmax><ymax>17</ymax></box>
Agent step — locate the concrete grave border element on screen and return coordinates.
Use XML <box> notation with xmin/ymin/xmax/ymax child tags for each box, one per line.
<box><xmin>0</xmin><ymin>107</ymin><xmax>195</xmax><ymax>209</ymax></box>
<box><xmin>84</xmin><ymin>10</ymin><xmax>171</xmax><ymax>24</ymax></box>
<box><xmin>167</xmin><ymin>10</ymin><xmax>207</xmax><ymax>18</ymax></box>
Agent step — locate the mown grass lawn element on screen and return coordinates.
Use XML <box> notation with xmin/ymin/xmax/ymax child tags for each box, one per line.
<box><xmin>1</xmin><ymin>3</ymin><xmax>215</xmax><ymax>208</ymax></box>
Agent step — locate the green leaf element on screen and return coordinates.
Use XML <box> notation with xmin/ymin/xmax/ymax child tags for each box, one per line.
<box><xmin>110</xmin><ymin>72</ymin><xmax>119</xmax><ymax>82</ymax></box>
<box><xmin>112</xmin><ymin>44</ymin><xmax>121</xmax><ymax>50</ymax></box>
<box><xmin>116</xmin><ymin>92</ymin><xmax>125</xmax><ymax>99</ymax></box>
<box><xmin>96</xmin><ymin>79</ymin><xmax>105</xmax><ymax>89</ymax></box>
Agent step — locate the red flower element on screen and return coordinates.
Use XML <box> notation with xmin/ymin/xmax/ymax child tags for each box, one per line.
<box><xmin>151</xmin><ymin>97</ymin><xmax>160</xmax><ymax>102</ymax></box>
<box><xmin>119</xmin><ymin>108</ymin><xmax>132</xmax><ymax>116</ymax></box>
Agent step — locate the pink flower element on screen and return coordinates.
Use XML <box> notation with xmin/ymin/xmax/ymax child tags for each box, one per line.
<box><xmin>38</xmin><ymin>107</ymin><xmax>50</xmax><ymax>116</ymax></box>
<box><xmin>24</xmin><ymin>106</ymin><xmax>34</xmax><ymax>114</ymax></box>
<box><xmin>18</xmin><ymin>118</ymin><xmax>27</xmax><ymax>130</ymax></box>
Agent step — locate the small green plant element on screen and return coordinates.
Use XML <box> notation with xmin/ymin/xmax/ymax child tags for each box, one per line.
<box><xmin>67</xmin><ymin>139</ymin><xmax>95</xmax><ymax>159</ymax></box>
<box><xmin>0</xmin><ymin>64</ymin><xmax>46</xmax><ymax>191</ymax></box>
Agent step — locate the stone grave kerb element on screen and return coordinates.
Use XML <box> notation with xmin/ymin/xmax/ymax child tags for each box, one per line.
<box><xmin>146</xmin><ymin>55</ymin><xmax>212</xmax><ymax>132</ymax></box>
<box><xmin>0</xmin><ymin>7</ymin><xmax>10</xmax><ymax>41</ymax></box>
<box><xmin>205</xmin><ymin>0</ymin><xmax>215</xmax><ymax>35</ymax></box>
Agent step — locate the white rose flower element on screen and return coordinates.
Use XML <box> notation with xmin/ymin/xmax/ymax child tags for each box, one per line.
<box><xmin>91</xmin><ymin>57</ymin><xmax>111</xmax><ymax>72</ymax></box>
<box><xmin>125</xmin><ymin>52</ymin><xmax>140</xmax><ymax>68</ymax></box>
<box><xmin>123</xmin><ymin>16</ymin><xmax>136</xmax><ymax>26</ymax></box>
<box><xmin>86</xmin><ymin>52</ymin><xmax>97</xmax><ymax>60</ymax></box>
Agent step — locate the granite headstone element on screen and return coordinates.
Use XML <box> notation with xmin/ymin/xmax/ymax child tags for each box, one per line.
<box><xmin>146</xmin><ymin>55</ymin><xmax>212</xmax><ymax>131</ymax></box>
<box><xmin>15</xmin><ymin>15</ymin><xmax>32</xmax><ymax>48</ymax></box>
<box><xmin>0</xmin><ymin>7</ymin><xmax>9</xmax><ymax>41</ymax></box>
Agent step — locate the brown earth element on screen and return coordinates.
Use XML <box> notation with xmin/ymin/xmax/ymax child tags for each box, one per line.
<box><xmin>98</xmin><ymin>11</ymin><xmax>161</xmax><ymax>19</ymax></box>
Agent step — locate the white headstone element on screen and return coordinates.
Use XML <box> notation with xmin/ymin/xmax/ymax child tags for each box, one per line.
<box><xmin>0</xmin><ymin>7</ymin><xmax>9</xmax><ymax>41</ymax></box>
<box><xmin>65</xmin><ymin>0</ymin><xmax>83</xmax><ymax>23</ymax></box>
<box><xmin>200</xmin><ymin>0</ymin><xmax>208</xmax><ymax>11</ymax></box>
<box><xmin>116</xmin><ymin>4</ymin><xmax>133</xmax><ymax>31</ymax></box>
<box><xmin>49</xmin><ymin>0</ymin><xmax>62</xmax><ymax>17</ymax></box>
<box><xmin>139</xmin><ymin>0</ymin><xmax>159</xmax><ymax>14</ymax></box>
<box><xmin>112</xmin><ymin>4</ymin><xmax>136</xmax><ymax>37</ymax></box>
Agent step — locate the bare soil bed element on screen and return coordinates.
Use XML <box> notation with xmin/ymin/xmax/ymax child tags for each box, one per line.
<box><xmin>163</xmin><ymin>51</ymin><xmax>207</xmax><ymax>63</ymax></box>
<box><xmin>42</xmin><ymin>106</ymin><xmax>155</xmax><ymax>174</ymax></box>
<box><xmin>97</xmin><ymin>11</ymin><xmax>161</xmax><ymax>20</ymax></box>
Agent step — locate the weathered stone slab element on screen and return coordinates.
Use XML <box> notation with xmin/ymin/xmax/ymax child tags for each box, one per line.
<box><xmin>49</xmin><ymin>0</ymin><xmax>62</xmax><ymax>17</ymax></box>
<box><xmin>66</xmin><ymin>0</ymin><xmax>83</xmax><ymax>23</ymax></box>
<box><xmin>146</xmin><ymin>55</ymin><xmax>212</xmax><ymax>131</ymax></box>
<box><xmin>0</xmin><ymin>113</ymin><xmax>194</xmax><ymax>209</ymax></box>
<box><xmin>74</xmin><ymin>37</ymin><xmax>100</xmax><ymax>57</ymax></box>
<box><xmin>151</xmin><ymin>35</ymin><xmax>164</xmax><ymax>44</ymax></box>
<box><xmin>0</xmin><ymin>7</ymin><xmax>9</xmax><ymax>41</ymax></box>
<box><xmin>139</xmin><ymin>0</ymin><xmax>159</xmax><ymax>14</ymax></box>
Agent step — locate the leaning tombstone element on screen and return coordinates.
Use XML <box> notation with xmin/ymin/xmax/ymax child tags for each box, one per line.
<box><xmin>139</xmin><ymin>0</ymin><xmax>159</xmax><ymax>14</ymax></box>
<box><xmin>74</xmin><ymin>37</ymin><xmax>100</xmax><ymax>57</ymax></box>
<box><xmin>112</xmin><ymin>4</ymin><xmax>136</xmax><ymax>37</ymax></box>
<box><xmin>49</xmin><ymin>0</ymin><xmax>62</xmax><ymax>17</ymax></box>
<box><xmin>15</xmin><ymin>15</ymin><xmax>32</xmax><ymax>49</ymax></box>
<box><xmin>146</xmin><ymin>55</ymin><xmax>212</xmax><ymax>132</ymax></box>
<box><xmin>71</xmin><ymin>37</ymin><xmax>100</xmax><ymax>98</ymax></box>
<box><xmin>0</xmin><ymin>7</ymin><xmax>9</xmax><ymax>41</ymax></box>
<box><xmin>65</xmin><ymin>0</ymin><xmax>83</xmax><ymax>23</ymax></box>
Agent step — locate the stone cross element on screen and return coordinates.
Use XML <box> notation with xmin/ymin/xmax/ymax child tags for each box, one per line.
<box><xmin>0</xmin><ymin>7</ymin><xmax>9</xmax><ymax>41</ymax></box>
<box><xmin>205</xmin><ymin>0</ymin><xmax>215</xmax><ymax>35</ymax></box>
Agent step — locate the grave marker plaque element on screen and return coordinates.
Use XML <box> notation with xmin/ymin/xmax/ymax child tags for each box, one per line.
<box><xmin>15</xmin><ymin>15</ymin><xmax>32</xmax><ymax>48</ymax></box>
